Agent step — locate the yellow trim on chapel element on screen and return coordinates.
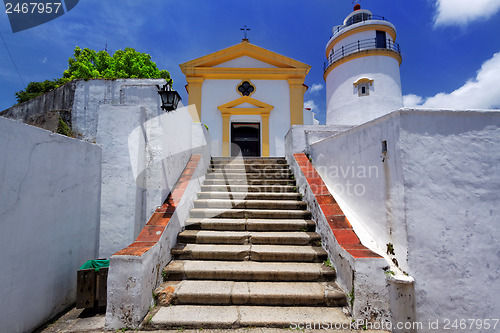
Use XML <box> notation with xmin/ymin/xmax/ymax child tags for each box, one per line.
<box><xmin>217</xmin><ymin>96</ymin><xmax>274</xmax><ymax>157</ymax></box>
<box><xmin>288</xmin><ymin>78</ymin><xmax>305</xmax><ymax>125</ymax></box>
<box><xmin>185</xmin><ymin>76</ymin><xmax>204</xmax><ymax>121</ymax></box>
<box><xmin>180</xmin><ymin>40</ymin><xmax>310</xmax><ymax>127</ymax></box>
<box><xmin>180</xmin><ymin>40</ymin><xmax>310</xmax><ymax>69</ymax></box>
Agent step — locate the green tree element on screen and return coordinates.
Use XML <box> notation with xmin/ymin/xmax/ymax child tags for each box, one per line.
<box><xmin>15</xmin><ymin>46</ymin><xmax>171</xmax><ymax>104</ymax></box>
<box><xmin>15</xmin><ymin>78</ymin><xmax>69</xmax><ymax>104</ymax></box>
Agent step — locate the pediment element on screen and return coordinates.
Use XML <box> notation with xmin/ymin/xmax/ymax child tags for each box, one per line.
<box><xmin>180</xmin><ymin>41</ymin><xmax>311</xmax><ymax>71</ymax></box>
<box><xmin>233</xmin><ymin>102</ymin><xmax>260</xmax><ymax>108</ymax></box>
<box><xmin>213</xmin><ymin>56</ymin><xmax>278</xmax><ymax>69</ymax></box>
<box><xmin>218</xmin><ymin>96</ymin><xmax>274</xmax><ymax>115</ymax></box>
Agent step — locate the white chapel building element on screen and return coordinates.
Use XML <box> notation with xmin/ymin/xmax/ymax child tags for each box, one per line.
<box><xmin>179</xmin><ymin>39</ymin><xmax>316</xmax><ymax>157</ymax></box>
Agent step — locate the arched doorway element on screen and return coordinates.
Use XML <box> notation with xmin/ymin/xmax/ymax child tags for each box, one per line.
<box><xmin>231</xmin><ymin>123</ymin><xmax>260</xmax><ymax>157</ymax></box>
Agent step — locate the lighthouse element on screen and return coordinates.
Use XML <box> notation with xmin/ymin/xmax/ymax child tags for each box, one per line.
<box><xmin>324</xmin><ymin>4</ymin><xmax>403</xmax><ymax>126</ymax></box>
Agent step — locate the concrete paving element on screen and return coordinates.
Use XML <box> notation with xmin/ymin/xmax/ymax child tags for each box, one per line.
<box><xmin>35</xmin><ymin>306</ymin><xmax>388</xmax><ymax>333</ymax></box>
<box><xmin>150</xmin><ymin>305</ymin><xmax>350</xmax><ymax>328</ymax></box>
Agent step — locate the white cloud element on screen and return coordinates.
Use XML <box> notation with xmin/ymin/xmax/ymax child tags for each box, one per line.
<box><xmin>403</xmin><ymin>94</ymin><xmax>424</xmax><ymax>108</ymax></box>
<box><xmin>404</xmin><ymin>52</ymin><xmax>500</xmax><ymax>110</ymax></box>
<box><xmin>434</xmin><ymin>0</ymin><xmax>500</xmax><ymax>26</ymax></box>
<box><xmin>308</xmin><ymin>83</ymin><xmax>323</xmax><ymax>94</ymax></box>
<box><xmin>304</xmin><ymin>100</ymin><xmax>319</xmax><ymax>111</ymax></box>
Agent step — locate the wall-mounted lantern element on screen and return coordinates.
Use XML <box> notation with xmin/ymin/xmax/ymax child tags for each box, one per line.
<box><xmin>157</xmin><ymin>79</ymin><xmax>181</xmax><ymax>112</ymax></box>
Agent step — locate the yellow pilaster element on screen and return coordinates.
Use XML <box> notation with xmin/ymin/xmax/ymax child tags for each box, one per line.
<box><xmin>186</xmin><ymin>77</ymin><xmax>204</xmax><ymax>122</ymax></box>
<box><xmin>222</xmin><ymin>114</ymin><xmax>231</xmax><ymax>157</ymax></box>
<box><xmin>288</xmin><ymin>78</ymin><xmax>305</xmax><ymax>125</ymax></box>
<box><xmin>261</xmin><ymin>114</ymin><xmax>270</xmax><ymax>157</ymax></box>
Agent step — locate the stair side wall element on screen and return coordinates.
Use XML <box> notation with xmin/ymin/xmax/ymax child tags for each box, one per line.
<box><xmin>293</xmin><ymin>109</ymin><xmax>500</xmax><ymax>332</ymax></box>
<box><xmin>105</xmin><ymin>127</ymin><xmax>211</xmax><ymax>330</ymax></box>
<box><xmin>287</xmin><ymin>152</ymin><xmax>392</xmax><ymax>326</ymax></box>
<box><xmin>0</xmin><ymin>117</ymin><xmax>101</xmax><ymax>333</ymax></box>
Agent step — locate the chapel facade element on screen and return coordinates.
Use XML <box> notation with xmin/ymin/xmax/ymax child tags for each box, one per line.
<box><xmin>179</xmin><ymin>40</ymin><xmax>315</xmax><ymax>157</ymax></box>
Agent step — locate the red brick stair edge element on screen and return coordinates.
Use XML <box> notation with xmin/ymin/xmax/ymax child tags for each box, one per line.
<box><xmin>113</xmin><ymin>154</ymin><xmax>202</xmax><ymax>257</ymax></box>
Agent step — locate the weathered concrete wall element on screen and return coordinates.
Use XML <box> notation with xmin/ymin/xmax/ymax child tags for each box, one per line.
<box><xmin>399</xmin><ymin>110</ymin><xmax>500</xmax><ymax>331</ymax></box>
<box><xmin>307</xmin><ymin>109</ymin><xmax>500</xmax><ymax>331</ymax></box>
<box><xmin>1</xmin><ymin>78</ymin><xmax>196</xmax><ymax>261</ymax></box>
<box><xmin>105</xmin><ymin>124</ymin><xmax>211</xmax><ymax>329</ymax></box>
<box><xmin>0</xmin><ymin>117</ymin><xmax>101</xmax><ymax>333</ymax></box>
<box><xmin>59</xmin><ymin>79</ymin><xmax>192</xmax><ymax>258</ymax></box>
<box><xmin>96</xmin><ymin>99</ymin><xmax>195</xmax><ymax>258</ymax></box>
<box><xmin>71</xmin><ymin>79</ymin><xmax>165</xmax><ymax>142</ymax></box>
<box><xmin>0</xmin><ymin>81</ymin><xmax>76</xmax><ymax>122</ymax></box>
<box><xmin>285</xmin><ymin>125</ymin><xmax>353</xmax><ymax>155</ymax></box>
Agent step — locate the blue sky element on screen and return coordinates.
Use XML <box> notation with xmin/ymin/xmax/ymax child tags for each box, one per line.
<box><xmin>1</xmin><ymin>0</ymin><xmax>500</xmax><ymax>124</ymax></box>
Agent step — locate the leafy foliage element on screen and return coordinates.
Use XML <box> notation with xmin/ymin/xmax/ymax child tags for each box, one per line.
<box><xmin>15</xmin><ymin>46</ymin><xmax>170</xmax><ymax>104</ymax></box>
<box><xmin>15</xmin><ymin>78</ymin><xmax>69</xmax><ymax>104</ymax></box>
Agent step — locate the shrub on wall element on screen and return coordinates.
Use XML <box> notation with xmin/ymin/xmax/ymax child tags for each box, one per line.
<box><xmin>15</xmin><ymin>46</ymin><xmax>171</xmax><ymax>104</ymax></box>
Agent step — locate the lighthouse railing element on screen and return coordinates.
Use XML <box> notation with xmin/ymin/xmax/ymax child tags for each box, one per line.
<box><xmin>324</xmin><ymin>38</ymin><xmax>401</xmax><ymax>73</ymax></box>
<box><xmin>330</xmin><ymin>14</ymin><xmax>388</xmax><ymax>39</ymax></box>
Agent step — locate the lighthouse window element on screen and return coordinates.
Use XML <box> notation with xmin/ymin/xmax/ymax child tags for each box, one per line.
<box><xmin>358</xmin><ymin>82</ymin><xmax>370</xmax><ymax>96</ymax></box>
<box><xmin>354</xmin><ymin>78</ymin><xmax>373</xmax><ymax>97</ymax></box>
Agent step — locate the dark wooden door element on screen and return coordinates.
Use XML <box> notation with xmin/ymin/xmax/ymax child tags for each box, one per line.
<box><xmin>231</xmin><ymin>123</ymin><xmax>260</xmax><ymax>157</ymax></box>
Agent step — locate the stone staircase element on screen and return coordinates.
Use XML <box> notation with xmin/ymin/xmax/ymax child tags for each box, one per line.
<box><xmin>148</xmin><ymin>157</ymin><xmax>351</xmax><ymax>329</ymax></box>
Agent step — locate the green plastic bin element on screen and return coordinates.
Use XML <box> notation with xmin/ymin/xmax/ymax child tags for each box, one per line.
<box><xmin>77</xmin><ymin>260</ymin><xmax>109</xmax><ymax>309</ymax></box>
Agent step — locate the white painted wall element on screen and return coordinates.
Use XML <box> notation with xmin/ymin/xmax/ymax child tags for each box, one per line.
<box><xmin>308</xmin><ymin>109</ymin><xmax>500</xmax><ymax>331</ymax></box>
<box><xmin>71</xmin><ymin>80</ymin><xmax>195</xmax><ymax>258</ymax></box>
<box><xmin>201</xmin><ymin>78</ymin><xmax>290</xmax><ymax>156</ymax></box>
<box><xmin>105</xmin><ymin>125</ymin><xmax>212</xmax><ymax>330</ymax></box>
<box><xmin>0</xmin><ymin>117</ymin><xmax>101</xmax><ymax>333</ymax></box>
<box><xmin>325</xmin><ymin>55</ymin><xmax>403</xmax><ymax>126</ymax></box>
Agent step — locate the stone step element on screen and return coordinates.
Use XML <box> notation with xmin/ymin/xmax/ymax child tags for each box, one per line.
<box><xmin>193</xmin><ymin>199</ymin><xmax>307</xmax><ymax>210</ymax></box>
<box><xmin>159</xmin><ymin>280</ymin><xmax>346</xmax><ymax>306</ymax></box>
<box><xmin>171</xmin><ymin>244</ymin><xmax>328</xmax><ymax>262</ymax></box>
<box><xmin>149</xmin><ymin>305</ymin><xmax>350</xmax><ymax>329</ymax></box>
<box><xmin>184</xmin><ymin>218</ymin><xmax>315</xmax><ymax>231</ymax></box>
<box><xmin>196</xmin><ymin>192</ymin><xmax>302</xmax><ymax>201</ymax></box>
<box><xmin>189</xmin><ymin>208</ymin><xmax>311</xmax><ymax>219</ymax></box>
<box><xmin>211</xmin><ymin>158</ymin><xmax>287</xmax><ymax>164</ymax></box>
<box><xmin>163</xmin><ymin>260</ymin><xmax>336</xmax><ymax>282</ymax></box>
<box><xmin>177</xmin><ymin>230</ymin><xmax>321</xmax><ymax>245</ymax></box>
<box><xmin>200</xmin><ymin>185</ymin><xmax>297</xmax><ymax>193</ymax></box>
<box><xmin>205</xmin><ymin>172</ymin><xmax>293</xmax><ymax>180</ymax></box>
<box><xmin>203</xmin><ymin>179</ymin><xmax>295</xmax><ymax>186</ymax></box>
<box><xmin>209</xmin><ymin>165</ymin><xmax>290</xmax><ymax>172</ymax></box>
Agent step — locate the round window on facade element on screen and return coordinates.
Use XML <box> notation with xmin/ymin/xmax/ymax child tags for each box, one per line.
<box><xmin>237</xmin><ymin>81</ymin><xmax>256</xmax><ymax>97</ymax></box>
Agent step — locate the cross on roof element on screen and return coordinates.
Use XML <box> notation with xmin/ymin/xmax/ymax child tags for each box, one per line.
<box><xmin>240</xmin><ymin>25</ymin><xmax>250</xmax><ymax>40</ymax></box>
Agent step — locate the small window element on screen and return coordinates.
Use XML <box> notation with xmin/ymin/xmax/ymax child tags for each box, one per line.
<box><xmin>358</xmin><ymin>83</ymin><xmax>369</xmax><ymax>96</ymax></box>
<box><xmin>353</xmin><ymin>78</ymin><xmax>373</xmax><ymax>97</ymax></box>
